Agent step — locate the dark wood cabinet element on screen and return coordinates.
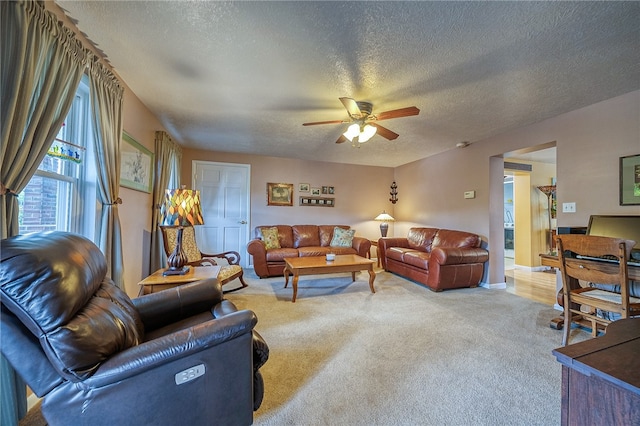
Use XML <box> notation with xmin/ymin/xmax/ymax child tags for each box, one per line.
<box><xmin>552</xmin><ymin>318</ymin><xmax>640</xmax><ymax>425</ymax></box>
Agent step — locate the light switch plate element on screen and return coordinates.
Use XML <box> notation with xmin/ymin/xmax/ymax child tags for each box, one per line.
<box><xmin>562</xmin><ymin>202</ymin><xmax>576</xmax><ymax>213</ymax></box>
<box><xmin>464</xmin><ymin>191</ymin><xmax>476</xmax><ymax>199</ymax></box>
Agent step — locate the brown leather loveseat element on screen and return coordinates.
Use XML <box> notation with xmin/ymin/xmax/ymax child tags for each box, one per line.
<box><xmin>247</xmin><ymin>225</ymin><xmax>371</xmax><ymax>278</ymax></box>
<box><xmin>378</xmin><ymin>227</ymin><xmax>489</xmax><ymax>291</ymax></box>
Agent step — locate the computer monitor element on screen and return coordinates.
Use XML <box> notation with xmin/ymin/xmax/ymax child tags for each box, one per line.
<box><xmin>587</xmin><ymin>215</ymin><xmax>640</xmax><ymax>260</ymax></box>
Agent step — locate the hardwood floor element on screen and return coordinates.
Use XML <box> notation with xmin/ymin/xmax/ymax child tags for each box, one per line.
<box><xmin>505</xmin><ymin>266</ymin><xmax>558</xmax><ymax>306</ymax></box>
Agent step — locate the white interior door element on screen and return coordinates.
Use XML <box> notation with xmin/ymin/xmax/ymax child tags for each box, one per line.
<box><xmin>192</xmin><ymin>161</ymin><xmax>250</xmax><ymax>267</ymax></box>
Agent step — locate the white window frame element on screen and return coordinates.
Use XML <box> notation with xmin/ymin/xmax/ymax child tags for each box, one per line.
<box><xmin>18</xmin><ymin>74</ymin><xmax>97</xmax><ymax>239</ymax></box>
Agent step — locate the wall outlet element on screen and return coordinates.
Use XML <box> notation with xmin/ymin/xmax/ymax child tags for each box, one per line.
<box><xmin>562</xmin><ymin>202</ymin><xmax>576</xmax><ymax>213</ymax></box>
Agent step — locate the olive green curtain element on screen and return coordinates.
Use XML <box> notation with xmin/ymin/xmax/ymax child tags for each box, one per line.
<box><xmin>149</xmin><ymin>131</ymin><xmax>182</xmax><ymax>272</ymax></box>
<box><xmin>0</xmin><ymin>1</ymin><xmax>88</xmax><ymax>424</ymax></box>
<box><xmin>88</xmin><ymin>56</ymin><xmax>125</xmax><ymax>289</ymax></box>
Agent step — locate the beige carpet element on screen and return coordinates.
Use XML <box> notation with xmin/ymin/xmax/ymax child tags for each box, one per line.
<box><xmin>226</xmin><ymin>268</ymin><xmax>584</xmax><ymax>426</ymax></box>
<box><xmin>21</xmin><ymin>268</ymin><xmax>589</xmax><ymax>425</ymax></box>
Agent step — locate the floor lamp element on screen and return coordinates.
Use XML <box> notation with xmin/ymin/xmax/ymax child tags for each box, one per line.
<box><xmin>536</xmin><ymin>185</ymin><xmax>556</xmax><ymax>255</ymax></box>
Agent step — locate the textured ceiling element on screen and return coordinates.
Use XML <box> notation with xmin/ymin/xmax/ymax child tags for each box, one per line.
<box><xmin>55</xmin><ymin>1</ymin><xmax>639</xmax><ymax>167</ymax></box>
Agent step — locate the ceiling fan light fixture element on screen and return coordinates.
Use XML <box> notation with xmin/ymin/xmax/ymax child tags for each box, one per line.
<box><xmin>343</xmin><ymin>123</ymin><xmax>360</xmax><ymax>141</ymax></box>
<box><xmin>358</xmin><ymin>124</ymin><xmax>377</xmax><ymax>143</ymax></box>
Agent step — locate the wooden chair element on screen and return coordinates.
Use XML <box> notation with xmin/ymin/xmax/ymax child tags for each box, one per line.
<box><xmin>556</xmin><ymin>234</ymin><xmax>639</xmax><ymax>346</ymax></box>
<box><xmin>161</xmin><ymin>226</ymin><xmax>248</xmax><ymax>291</ymax></box>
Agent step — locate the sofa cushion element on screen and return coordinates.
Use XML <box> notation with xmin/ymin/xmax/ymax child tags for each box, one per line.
<box><xmin>432</xmin><ymin>229</ymin><xmax>481</xmax><ymax>249</ymax></box>
<box><xmin>298</xmin><ymin>247</ymin><xmax>331</xmax><ymax>257</ymax></box>
<box><xmin>403</xmin><ymin>251</ymin><xmax>431</xmax><ymax>270</ymax></box>
<box><xmin>260</xmin><ymin>227</ymin><xmax>281</xmax><ymax>250</ymax></box>
<box><xmin>387</xmin><ymin>247</ymin><xmax>421</xmax><ymax>262</ymax></box>
<box><xmin>319</xmin><ymin>225</ymin><xmax>349</xmax><ymax>246</ymax></box>
<box><xmin>330</xmin><ymin>227</ymin><xmax>355</xmax><ymax>247</ymax></box>
<box><xmin>265</xmin><ymin>248</ymin><xmax>299</xmax><ymax>262</ymax></box>
<box><xmin>293</xmin><ymin>225</ymin><xmax>320</xmax><ymax>248</ymax></box>
<box><xmin>407</xmin><ymin>228</ymin><xmax>438</xmax><ymax>252</ymax></box>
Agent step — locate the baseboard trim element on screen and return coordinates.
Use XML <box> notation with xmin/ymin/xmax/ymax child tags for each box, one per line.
<box><xmin>480</xmin><ymin>281</ymin><xmax>507</xmax><ymax>290</ymax></box>
<box><xmin>514</xmin><ymin>264</ymin><xmax>551</xmax><ymax>272</ymax></box>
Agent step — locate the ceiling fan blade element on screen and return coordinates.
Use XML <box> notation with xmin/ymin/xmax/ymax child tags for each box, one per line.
<box><xmin>302</xmin><ymin>120</ymin><xmax>345</xmax><ymax>126</ymax></box>
<box><xmin>335</xmin><ymin>134</ymin><xmax>348</xmax><ymax>144</ymax></box>
<box><xmin>339</xmin><ymin>97</ymin><xmax>362</xmax><ymax>119</ymax></box>
<box><xmin>374</xmin><ymin>106</ymin><xmax>420</xmax><ymax>121</ymax></box>
<box><xmin>370</xmin><ymin>123</ymin><xmax>399</xmax><ymax>140</ymax></box>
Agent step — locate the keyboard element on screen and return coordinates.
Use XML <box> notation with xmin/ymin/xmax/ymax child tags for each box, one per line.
<box><xmin>576</xmin><ymin>254</ymin><xmax>640</xmax><ymax>267</ymax></box>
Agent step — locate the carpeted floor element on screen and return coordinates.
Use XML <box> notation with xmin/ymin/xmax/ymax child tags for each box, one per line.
<box><xmin>21</xmin><ymin>267</ymin><xmax>588</xmax><ymax>425</ymax></box>
<box><xmin>225</xmin><ymin>268</ymin><xmax>585</xmax><ymax>426</ymax></box>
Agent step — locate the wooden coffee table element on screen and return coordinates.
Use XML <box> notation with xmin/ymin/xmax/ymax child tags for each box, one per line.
<box><xmin>283</xmin><ymin>254</ymin><xmax>376</xmax><ymax>302</ymax></box>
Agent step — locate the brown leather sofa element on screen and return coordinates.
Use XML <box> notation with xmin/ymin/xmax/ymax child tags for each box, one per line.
<box><xmin>378</xmin><ymin>227</ymin><xmax>489</xmax><ymax>291</ymax></box>
<box><xmin>247</xmin><ymin>225</ymin><xmax>371</xmax><ymax>278</ymax></box>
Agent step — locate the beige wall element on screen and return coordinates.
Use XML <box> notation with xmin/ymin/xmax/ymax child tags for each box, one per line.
<box><xmin>395</xmin><ymin>90</ymin><xmax>640</xmax><ymax>286</ymax></box>
<box><xmin>118</xmin><ymin>89</ymin><xmax>163</xmax><ymax>296</ymax></box>
<box><xmin>181</xmin><ymin>150</ymin><xmax>396</xmax><ymax>244</ymax></box>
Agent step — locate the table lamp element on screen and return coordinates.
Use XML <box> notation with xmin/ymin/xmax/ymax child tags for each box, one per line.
<box><xmin>374</xmin><ymin>211</ymin><xmax>395</xmax><ymax>237</ymax></box>
<box><xmin>161</xmin><ymin>187</ymin><xmax>204</xmax><ymax>275</ymax></box>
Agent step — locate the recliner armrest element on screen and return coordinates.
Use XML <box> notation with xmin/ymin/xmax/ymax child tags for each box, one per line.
<box><xmin>132</xmin><ymin>278</ymin><xmax>223</xmax><ymax>330</ymax></box>
<box><xmin>81</xmin><ymin>309</ymin><xmax>257</xmax><ymax>388</ymax></box>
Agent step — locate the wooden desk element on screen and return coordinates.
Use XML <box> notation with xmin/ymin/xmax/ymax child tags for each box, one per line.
<box><xmin>552</xmin><ymin>318</ymin><xmax>640</xmax><ymax>425</ymax></box>
<box><xmin>541</xmin><ymin>254</ymin><xmax>640</xmax><ymax>329</ymax></box>
<box><xmin>540</xmin><ymin>254</ymin><xmax>640</xmax><ymax>281</ymax></box>
<box><xmin>138</xmin><ymin>266</ymin><xmax>221</xmax><ymax>295</ymax></box>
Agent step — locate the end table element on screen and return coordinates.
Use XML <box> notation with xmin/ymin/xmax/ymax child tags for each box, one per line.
<box><xmin>138</xmin><ymin>265</ymin><xmax>221</xmax><ymax>295</ymax></box>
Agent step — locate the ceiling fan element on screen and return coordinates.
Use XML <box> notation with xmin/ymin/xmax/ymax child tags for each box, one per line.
<box><xmin>302</xmin><ymin>97</ymin><xmax>420</xmax><ymax>147</ymax></box>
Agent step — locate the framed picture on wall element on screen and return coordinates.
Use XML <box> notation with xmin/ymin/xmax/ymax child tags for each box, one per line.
<box><xmin>120</xmin><ymin>132</ymin><xmax>153</xmax><ymax>193</ymax></box>
<box><xmin>267</xmin><ymin>182</ymin><xmax>294</xmax><ymax>206</ymax></box>
<box><xmin>620</xmin><ymin>154</ymin><xmax>640</xmax><ymax>205</ymax></box>
<box><xmin>299</xmin><ymin>183</ymin><xmax>310</xmax><ymax>192</ymax></box>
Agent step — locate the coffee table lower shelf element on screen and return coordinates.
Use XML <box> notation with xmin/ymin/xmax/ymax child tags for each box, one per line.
<box><xmin>283</xmin><ymin>254</ymin><xmax>376</xmax><ymax>303</ymax></box>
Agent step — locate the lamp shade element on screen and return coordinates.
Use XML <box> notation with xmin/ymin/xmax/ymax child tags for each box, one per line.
<box><xmin>359</xmin><ymin>124</ymin><xmax>377</xmax><ymax>143</ymax></box>
<box><xmin>374</xmin><ymin>211</ymin><xmax>395</xmax><ymax>222</ymax></box>
<box><xmin>343</xmin><ymin>123</ymin><xmax>360</xmax><ymax>141</ymax></box>
<box><xmin>161</xmin><ymin>188</ymin><xmax>204</xmax><ymax>226</ymax></box>
<box><xmin>343</xmin><ymin>123</ymin><xmax>378</xmax><ymax>143</ymax></box>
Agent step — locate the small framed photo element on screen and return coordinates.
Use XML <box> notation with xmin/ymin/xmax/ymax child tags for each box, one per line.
<box><xmin>311</xmin><ymin>187</ymin><xmax>321</xmax><ymax>196</ymax></box>
<box><xmin>267</xmin><ymin>183</ymin><xmax>293</xmax><ymax>206</ymax></box>
<box><xmin>120</xmin><ymin>132</ymin><xmax>153</xmax><ymax>193</ymax></box>
<box><xmin>620</xmin><ymin>154</ymin><xmax>640</xmax><ymax>205</ymax></box>
<box><xmin>299</xmin><ymin>183</ymin><xmax>310</xmax><ymax>192</ymax></box>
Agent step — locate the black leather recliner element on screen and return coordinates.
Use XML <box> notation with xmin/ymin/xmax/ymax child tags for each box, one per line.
<box><xmin>0</xmin><ymin>231</ymin><xmax>268</xmax><ymax>426</ymax></box>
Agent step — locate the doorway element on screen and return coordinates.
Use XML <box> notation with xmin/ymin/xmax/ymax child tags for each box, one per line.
<box><xmin>504</xmin><ymin>175</ymin><xmax>515</xmax><ymax>269</ymax></box>
<box><xmin>192</xmin><ymin>161</ymin><xmax>251</xmax><ymax>267</ymax></box>
<box><xmin>502</xmin><ymin>145</ymin><xmax>557</xmax><ymax>303</ymax></box>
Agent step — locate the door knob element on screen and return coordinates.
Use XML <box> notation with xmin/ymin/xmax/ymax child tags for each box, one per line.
<box><xmin>239</xmin><ymin>220</ymin><xmax>247</xmax><ymax>224</ymax></box>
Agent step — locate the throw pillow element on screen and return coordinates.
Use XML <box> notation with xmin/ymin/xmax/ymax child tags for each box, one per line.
<box><xmin>330</xmin><ymin>227</ymin><xmax>355</xmax><ymax>247</ymax></box>
<box><xmin>260</xmin><ymin>227</ymin><xmax>281</xmax><ymax>249</ymax></box>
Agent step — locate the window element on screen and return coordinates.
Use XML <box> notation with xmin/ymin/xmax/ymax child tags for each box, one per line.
<box><xmin>18</xmin><ymin>75</ymin><xmax>97</xmax><ymax>238</ymax></box>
